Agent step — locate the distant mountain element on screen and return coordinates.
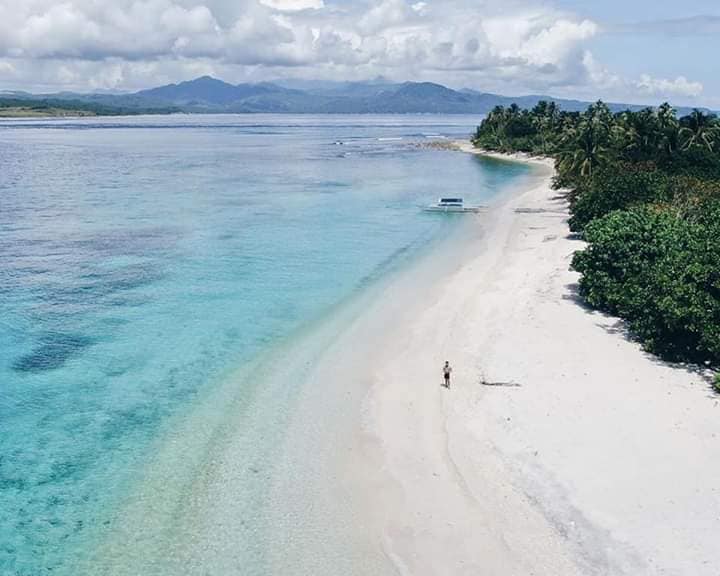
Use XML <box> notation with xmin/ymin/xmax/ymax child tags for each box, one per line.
<box><xmin>6</xmin><ymin>76</ymin><xmax>713</xmax><ymax>116</ymax></box>
<box><xmin>134</xmin><ymin>76</ymin><xmax>306</xmax><ymax>109</ymax></box>
<box><xmin>137</xmin><ymin>75</ymin><xmax>246</xmax><ymax>105</ymax></box>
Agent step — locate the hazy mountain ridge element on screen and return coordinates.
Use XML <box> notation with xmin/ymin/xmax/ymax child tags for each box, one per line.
<box><xmin>2</xmin><ymin>76</ymin><xmax>712</xmax><ymax>116</ymax></box>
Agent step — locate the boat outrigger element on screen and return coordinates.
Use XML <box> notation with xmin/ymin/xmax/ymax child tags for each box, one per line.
<box><xmin>424</xmin><ymin>197</ymin><xmax>484</xmax><ymax>213</ymax></box>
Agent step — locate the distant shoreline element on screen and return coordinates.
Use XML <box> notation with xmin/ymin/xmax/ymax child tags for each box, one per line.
<box><xmin>0</xmin><ymin>98</ymin><xmax>180</xmax><ymax>118</ymax></box>
<box><xmin>0</xmin><ymin>107</ymin><xmax>99</xmax><ymax>118</ymax></box>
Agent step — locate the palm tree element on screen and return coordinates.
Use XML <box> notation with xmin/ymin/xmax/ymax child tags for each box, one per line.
<box><xmin>557</xmin><ymin>119</ymin><xmax>610</xmax><ymax>179</ymax></box>
<box><xmin>614</xmin><ymin>108</ymin><xmax>660</xmax><ymax>161</ymax></box>
<box><xmin>656</xmin><ymin>102</ymin><xmax>680</xmax><ymax>156</ymax></box>
<box><xmin>474</xmin><ymin>106</ymin><xmax>517</xmax><ymax>150</ymax></box>
<box><xmin>557</xmin><ymin>102</ymin><xmax>612</xmax><ymax>179</ymax></box>
<box><xmin>532</xmin><ymin>100</ymin><xmax>561</xmax><ymax>154</ymax></box>
<box><xmin>679</xmin><ymin>109</ymin><xmax>719</xmax><ymax>152</ymax></box>
<box><xmin>586</xmin><ymin>101</ymin><xmax>613</xmax><ymax>133</ymax></box>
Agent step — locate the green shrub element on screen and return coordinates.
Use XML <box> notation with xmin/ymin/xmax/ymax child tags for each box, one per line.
<box><xmin>713</xmin><ymin>374</ymin><xmax>720</xmax><ymax>393</ymax></box>
<box><xmin>568</xmin><ymin>165</ymin><xmax>670</xmax><ymax>231</ymax></box>
<box><xmin>571</xmin><ymin>207</ymin><xmax>677</xmax><ymax>317</ymax></box>
<box><xmin>661</xmin><ymin>147</ymin><xmax>720</xmax><ymax>179</ymax></box>
<box><xmin>572</xmin><ymin>201</ymin><xmax>720</xmax><ymax>363</ymax></box>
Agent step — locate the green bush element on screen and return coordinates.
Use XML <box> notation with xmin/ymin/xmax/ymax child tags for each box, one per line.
<box><xmin>713</xmin><ymin>374</ymin><xmax>720</xmax><ymax>393</ymax></box>
<box><xmin>572</xmin><ymin>201</ymin><xmax>720</xmax><ymax>363</ymax></box>
<box><xmin>662</xmin><ymin>146</ymin><xmax>720</xmax><ymax>179</ymax></box>
<box><xmin>571</xmin><ymin>207</ymin><xmax>676</xmax><ymax>316</ymax></box>
<box><xmin>568</xmin><ymin>164</ymin><xmax>670</xmax><ymax>231</ymax></box>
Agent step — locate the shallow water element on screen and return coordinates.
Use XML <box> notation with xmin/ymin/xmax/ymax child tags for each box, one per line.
<box><xmin>0</xmin><ymin>114</ymin><xmax>531</xmax><ymax>574</ymax></box>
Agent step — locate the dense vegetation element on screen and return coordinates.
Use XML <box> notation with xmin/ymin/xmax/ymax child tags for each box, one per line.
<box><xmin>0</xmin><ymin>97</ymin><xmax>179</xmax><ymax>117</ymax></box>
<box><xmin>473</xmin><ymin>101</ymin><xmax>720</xmax><ymax>373</ymax></box>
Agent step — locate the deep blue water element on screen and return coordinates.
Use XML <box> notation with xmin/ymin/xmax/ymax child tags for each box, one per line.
<box><xmin>0</xmin><ymin>114</ymin><xmax>530</xmax><ymax>574</ymax></box>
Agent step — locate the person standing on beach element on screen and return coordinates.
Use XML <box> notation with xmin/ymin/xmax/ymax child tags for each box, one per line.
<box><xmin>443</xmin><ymin>361</ymin><xmax>452</xmax><ymax>388</ymax></box>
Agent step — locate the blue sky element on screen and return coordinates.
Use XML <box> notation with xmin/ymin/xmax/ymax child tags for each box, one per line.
<box><xmin>556</xmin><ymin>0</ymin><xmax>720</xmax><ymax>102</ymax></box>
<box><xmin>553</xmin><ymin>0</ymin><xmax>718</xmax><ymax>19</ymax></box>
<box><xmin>0</xmin><ymin>0</ymin><xmax>717</xmax><ymax>108</ymax></box>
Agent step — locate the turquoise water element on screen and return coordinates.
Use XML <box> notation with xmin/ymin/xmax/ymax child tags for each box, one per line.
<box><xmin>0</xmin><ymin>115</ymin><xmax>530</xmax><ymax>574</ymax></box>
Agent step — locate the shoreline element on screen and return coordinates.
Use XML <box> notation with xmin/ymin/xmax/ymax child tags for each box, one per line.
<box><xmin>80</xmin><ymin>155</ymin><xmax>527</xmax><ymax>575</ymax></box>
<box><xmin>83</xmin><ymin>143</ymin><xmax>719</xmax><ymax>575</ymax></box>
<box><xmin>354</xmin><ymin>152</ymin><xmax>584</xmax><ymax>574</ymax></box>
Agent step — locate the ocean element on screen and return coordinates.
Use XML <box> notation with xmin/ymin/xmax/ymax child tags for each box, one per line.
<box><xmin>0</xmin><ymin>114</ymin><xmax>531</xmax><ymax>574</ymax></box>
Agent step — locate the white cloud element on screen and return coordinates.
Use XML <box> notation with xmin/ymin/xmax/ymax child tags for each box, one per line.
<box><xmin>0</xmin><ymin>0</ymin><xmax>708</xmax><ymax>106</ymax></box>
<box><xmin>358</xmin><ymin>0</ymin><xmax>423</xmax><ymax>34</ymax></box>
<box><xmin>582</xmin><ymin>51</ymin><xmax>620</xmax><ymax>89</ymax></box>
<box><xmin>260</xmin><ymin>0</ymin><xmax>324</xmax><ymax>11</ymax></box>
<box><xmin>636</xmin><ymin>74</ymin><xmax>703</xmax><ymax>98</ymax></box>
<box><xmin>0</xmin><ymin>1</ymin><xmax>600</xmax><ymax>82</ymax></box>
<box><xmin>411</xmin><ymin>2</ymin><xmax>427</xmax><ymax>15</ymax></box>
<box><xmin>0</xmin><ymin>60</ymin><xmax>16</xmax><ymax>74</ymax></box>
<box><xmin>516</xmin><ymin>19</ymin><xmax>596</xmax><ymax>68</ymax></box>
<box><xmin>0</xmin><ymin>1</ymin><xmax>225</xmax><ymax>60</ymax></box>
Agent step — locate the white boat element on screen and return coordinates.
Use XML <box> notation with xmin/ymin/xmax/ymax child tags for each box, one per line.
<box><xmin>424</xmin><ymin>197</ymin><xmax>484</xmax><ymax>213</ymax></box>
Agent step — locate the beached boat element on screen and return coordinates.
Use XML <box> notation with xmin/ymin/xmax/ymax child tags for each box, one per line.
<box><xmin>424</xmin><ymin>197</ymin><xmax>484</xmax><ymax>213</ymax></box>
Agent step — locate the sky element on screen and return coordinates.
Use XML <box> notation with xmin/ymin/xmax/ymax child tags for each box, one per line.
<box><xmin>0</xmin><ymin>0</ymin><xmax>718</xmax><ymax>108</ymax></box>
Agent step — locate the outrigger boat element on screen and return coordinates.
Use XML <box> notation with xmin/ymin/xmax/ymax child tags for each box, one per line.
<box><xmin>424</xmin><ymin>197</ymin><xmax>484</xmax><ymax>213</ymax></box>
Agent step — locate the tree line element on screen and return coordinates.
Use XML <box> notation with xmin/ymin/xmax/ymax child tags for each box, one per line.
<box><xmin>0</xmin><ymin>97</ymin><xmax>180</xmax><ymax>116</ymax></box>
<box><xmin>473</xmin><ymin>101</ymin><xmax>720</xmax><ymax>389</ymax></box>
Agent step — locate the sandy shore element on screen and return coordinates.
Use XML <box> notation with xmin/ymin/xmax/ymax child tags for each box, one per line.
<box><xmin>349</xmin><ymin>144</ymin><xmax>720</xmax><ymax>575</ymax></box>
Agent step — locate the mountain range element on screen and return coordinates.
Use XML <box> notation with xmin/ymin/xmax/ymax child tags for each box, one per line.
<box><xmin>1</xmin><ymin>76</ymin><xmax>711</xmax><ymax>116</ymax></box>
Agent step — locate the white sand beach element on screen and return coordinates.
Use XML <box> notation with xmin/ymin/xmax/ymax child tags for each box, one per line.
<box><xmin>89</xmin><ymin>144</ymin><xmax>719</xmax><ymax>576</ymax></box>
<box><xmin>346</xmin><ymin>144</ymin><xmax>720</xmax><ymax>576</ymax></box>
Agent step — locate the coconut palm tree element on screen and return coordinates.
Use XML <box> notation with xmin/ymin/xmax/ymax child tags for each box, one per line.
<box><xmin>679</xmin><ymin>109</ymin><xmax>719</xmax><ymax>152</ymax></box>
<box><xmin>656</xmin><ymin>102</ymin><xmax>680</xmax><ymax>157</ymax></box>
<box><xmin>474</xmin><ymin>106</ymin><xmax>509</xmax><ymax>149</ymax></box>
<box><xmin>557</xmin><ymin>102</ymin><xmax>613</xmax><ymax>179</ymax></box>
<box><xmin>614</xmin><ymin>108</ymin><xmax>660</xmax><ymax>161</ymax></box>
<box><xmin>532</xmin><ymin>100</ymin><xmax>561</xmax><ymax>154</ymax></box>
<box><xmin>557</xmin><ymin>119</ymin><xmax>610</xmax><ymax>179</ymax></box>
